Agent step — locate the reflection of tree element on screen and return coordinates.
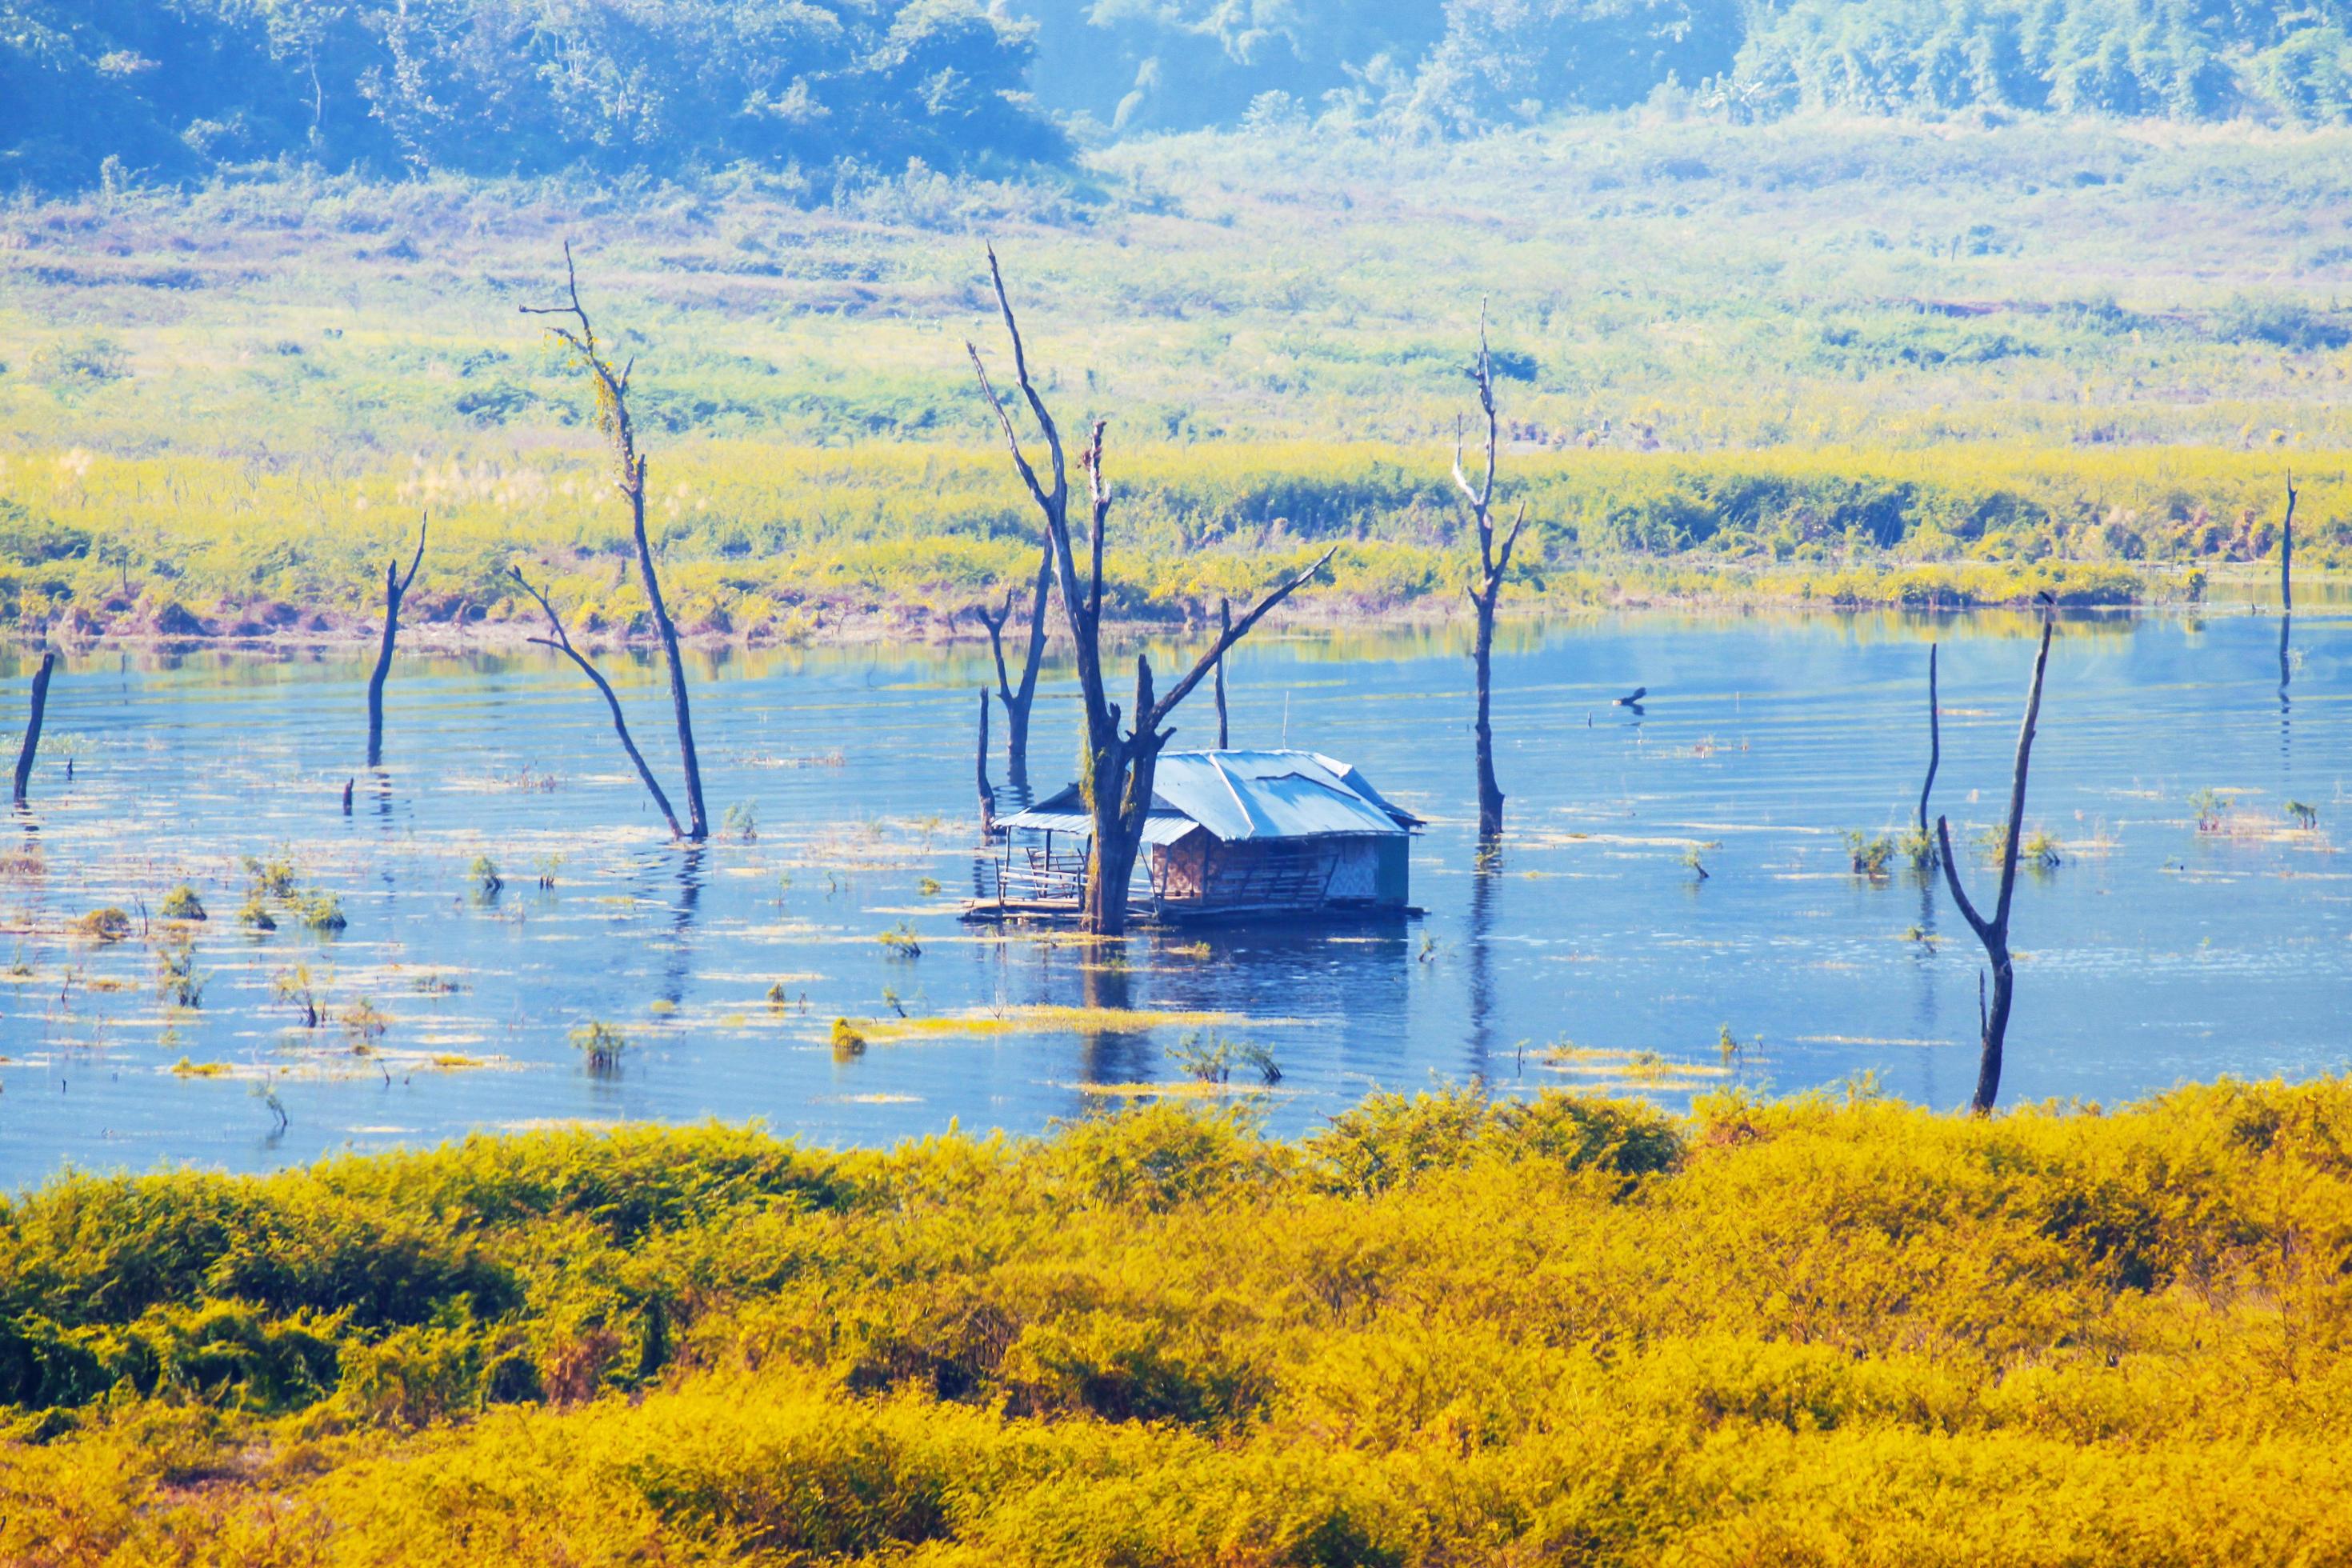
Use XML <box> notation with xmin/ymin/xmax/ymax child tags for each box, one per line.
<box><xmin>2280</xmin><ymin>612</ymin><xmax>2293</xmax><ymax>766</ymax></box>
<box><xmin>1911</xmin><ymin>875</ymin><xmax>1941</xmax><ymax>1104</ymax></box>
<box><xmin>1466</xmin><ymin>844</ymin><xmax>1500</xmax><ymax>1077</ymax></box>
<box><xmin>1078</xmin><ymin>944</ymin><xmax>1153</xmax><ymax>1089</ymax></box>
<box><xmin>657</xmin><ymin>847</ymin><xmax>703</xmax><ymax>1010</ymax></box>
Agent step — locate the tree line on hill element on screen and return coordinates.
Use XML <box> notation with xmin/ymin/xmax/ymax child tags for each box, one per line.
<box><xmin>3</xmin><ymin>0</ymin><xmax>2348</xmax><ymax>192</ymax></box>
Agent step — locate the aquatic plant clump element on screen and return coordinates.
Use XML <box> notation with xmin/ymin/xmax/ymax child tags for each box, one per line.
<box><xmin>72</xmin><ymin>906</ymin><xmax>132</xmax><ymax>942</ymax></box>
<box><xmin>0</xmin><ymin>1082</ymin><xmax>2347</xmax><ymax>1561</ymax></box>
<box><xmin>570</xmin><ymin>1020</ymin><xmax>629</xmax><ymax>1074</ymax></box>
<box><xmin>158</xmin><ymin>884</ymin><xmax>208</xmax><ymax>922</ymax></box>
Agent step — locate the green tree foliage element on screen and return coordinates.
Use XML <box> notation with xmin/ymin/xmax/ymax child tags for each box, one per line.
<box><xmin>0</xmin><ymin>0</ymin><xmax>1066</xmax><ymax>191</ymax></box>
<box><xmin>1730</xmin><ymin>0</ymin><xmax>2352</xmax><ymax>122</ymax></box>
<box><xmin>1008</xmin><ymin>0</ymin><xmax>2352</xmax><ymax>131</ymax></box>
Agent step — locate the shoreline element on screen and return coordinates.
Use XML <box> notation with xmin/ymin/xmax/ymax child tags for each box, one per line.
<box><xmin>3</xmin><ymin>570</ymin><xmax>2318</xmax><ymax>661</ymax></box>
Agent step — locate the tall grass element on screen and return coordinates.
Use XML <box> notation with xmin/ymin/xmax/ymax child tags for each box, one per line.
<box><xmin>3</xmin><ymin>1078</ymin><xmax>2350</xmax><ymax>1561</ymax></box>
<box><xmin>1</xmin><ymin>118</ymin><xmax>2346</xmax><ymax>630</ymax></box>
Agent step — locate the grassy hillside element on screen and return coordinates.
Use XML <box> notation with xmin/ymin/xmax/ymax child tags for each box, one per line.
<box><xmin>4</xmin><ymin>1078</ymin><xmax>2350</xmax><ymax>1562</ymax></box>
<box><xmin>2</xmin><ymin>118</ymin><xmax>2346</xmax><ymax>634</ymax></box>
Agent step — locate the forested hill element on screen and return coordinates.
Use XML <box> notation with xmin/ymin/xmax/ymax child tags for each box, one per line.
<box><xmin>0</xmin><ymin>0</ymin><xmax>1066</xmax><ymax>190</ymax></box>
<box><xmin>1039</xmin><ymin>0</ymin><xmax>2352</xmax><ymax>134</ymax></box>
<box><xmin>6</xmin><ymin>0</ymin><xmax>2350</xmax><ymax>193</ymax></box>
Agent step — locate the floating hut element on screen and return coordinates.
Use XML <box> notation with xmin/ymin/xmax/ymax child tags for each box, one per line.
<box><xmin>975</xmin><ymin>750</ymin><xmax>1422</xmax><ymax>922</ymax></box>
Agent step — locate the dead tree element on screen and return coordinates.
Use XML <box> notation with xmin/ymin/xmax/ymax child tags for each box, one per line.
<box><xmin>1918</xmin><ymin>643</ymin><xmax>1940</xmax><ymax>838</ymax></box>
<box><xmin>511</xmin><ymin>566</ymin><xmax>685</xmax><ymax>841</ymax></box>
<box><xmin>2280</xmin><ymin>471</ymin><xmax>2298</xmax><ymax>614</ymax></box>
<box><xmin>969</xmin><ymin>537</ymin><xmax>1056</xmax><ymax>794</ymax></box>
<box><xmin>1213</xmin><ymin>598</ymin><xmax>1231</xmax><ymax>749</ymax></box>
<box><xmin>1451</xmin><ymin>303</ymin><xmax>1530</xmax><ymax>840</ymax></box>
<box><xmin>365</xmin><ymin>514</ymin><xmax>428</xmax><ymax>769</ymax></box>
<box><xmin>1935</xmin><ymin>610</ymin><xmax>2055</xmax><ymax>1114</ymax></box>
<box><xmin>976</xmin><ymin>690</ymin><xmax>997</xmax><ymax>836</ymax></box>
<box><xmin>12</xmin><ymin>650</ymin><xmax>56</xmax><ymax>805</ymax></box>
<box><xmin>522</xmin><ymin>243</ymin><xmax>708</xmax><ymax>841</ymax></box>
<box><xmin>970</xmin><ymin>246</ymin><xmax>1330</xmax><ymax>934</ymax></box>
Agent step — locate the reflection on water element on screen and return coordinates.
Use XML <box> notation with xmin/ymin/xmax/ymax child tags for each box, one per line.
<box><xmin>0</xmin><ymin>606</ymin><xmax>2347</xmax><ymax>1188</ymax></box>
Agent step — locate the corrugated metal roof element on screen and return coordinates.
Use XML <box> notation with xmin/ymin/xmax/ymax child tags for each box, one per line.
<box><xmin>996</xmin><ymin>810</ymin><xmax>1201</xmax><ymax>847</ymax></box>
<box><xmin>998</xmin><ymin>750</ymin><xmax>1414</xmax><ymax>843</ymax></box>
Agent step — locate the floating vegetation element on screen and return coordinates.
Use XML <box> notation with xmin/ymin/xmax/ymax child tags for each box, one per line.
<box><xmin>1716</xmin><ymin>1025</ymin><xmax>1764</xmax><ymax>1063</ymax></box>
<box><xmin>2191</xmin><ymin>788</ymin><xmax>2235</xmax><ymax>832</ymax></box>
<box><xmin>878</xmin><ymin>922</ymin><xmax>922</xmax><ymax>958</ymax></box>
<box><xmin>2286</xmin><ymin>801</ymin><xmax>2320</xmax><ymax>830</ymax></box>
<box><xmin>849</xmin><ymin>1003</ymin><xmax>1256</xmax><ymax>1046</ymax></box>
<box><xmin>342</xmin><ymin>998</ymin><xmax>390</xmax><ymax>1049</ymax></box>
<box><xmin>73</xmin><ymin>907</ymin><xmax>132</xmax><ymax>942</ymax></box>
<box><xmin>721</xmin><ymin>801</ymin><xmax>759</xmax><ymax>842</ymax></box>
<box><xmin>533</xmin><ymin>853</ymin><xmax>562</xmax><ymax>889</ymax></box>
<box><xmin>170</xmin><ymin>1057</ymin><xmax>230</xmax><ymax>1078</ymax></box>
<box><xmin>1170</xmin><ymin>1030</ymin><xmax>1282</xmax><ymax>1085</ymax></box>
<box><xmin>1976</xmin><ymin>825</ymin><xmax>2063</xmax><ymax>870</ymax></box>
<box><xmin>242</xmin><ymin>853</ymin><xmax>298</xmax><ymax>902</ymax></box>
<box><xmin>158</xmin><ymin>883</ymin><xmax>207</xmax><ymax>922</ymax></box>
<box><xmin>1843</xmin><ymin>831</ymin><xmax>1894</xmax><ymax>877</ymax></box>
<box><xmin>1167</xmin><ymin>940</ymin><xmax>1212</xmax><ymax>959</ymax></box>
<box><xmin>274</xmin><ymin>965</ymin><xmax>321</xmax><ymax>1028</ymax></box>
<box><xmin>1536</xmin><ymin>1043</ymin><xmax>1730</xmax><ymax>1089</ymax></box>
<box><xmin>831</xmin><ymin>1018</ymin><xmax>867</xmax><ymax>1059</ymax></box>
<box><xmin>570</xmin><ymin>1020</ymin><xmax>628</xmax><ymax>1074</ymax></box>
<box><xmin>297</xmin><ymin>891</ymin><xmax>347</xmax><ymax>932</ymax></box>
<box><xmin>917</xmin><ymin>876</ymin><xmax>942</xmax><ymax>897</ymax></box>
<box><xmin>470</xmin><ymin>855</ymin><xmax>504</xmax><ymax>897</ymax></box>
<box><xmin>155</xmin><ymin>941</ymin><xmax>204</xmax><ymax>1008</ymax></box>
<box><xmin>1682</xmin><ymin>846</ymin><xmax>1711</xmax><ymax>881</ymax></box>
<box><xmin>1896</xmin><ymin>826</ymin><xmax>1938</xmax><ymax>871</ymax></box>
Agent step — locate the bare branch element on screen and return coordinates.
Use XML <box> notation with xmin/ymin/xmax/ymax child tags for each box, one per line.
<box><xmin>1989</xmin><ymin>613</ymin><xmax>2055</xmax><ymax>935</ymax></box>
<box><xmin>397</xmin><ymin>512</ymin><xmax>428</xmax><ymax>597</ymax></box>
<box><xmin>510</xmin><ymin>566</ymin><xmax>684</xmax><ymax>840</ymax></box>
<box><xmin>1492</xmin><ymin>501</ymin><xmax>1529</xmax><ymax>584</ymax></box>
<box><xmin>982</xmin><ymin>243</ymin><xmax>1067</xmax><ymax>513</ymax></box>
<box><xmin>1935</xmin><ymin>814</ymin><xmax>1993</xmax><ymax>944</ymax></box>
<box><xmin>966</xmin><ymin>342</ymin><xmax>1052</xmax><ymax>516</ymax></box>
<box><xmin>970</xmin><ymin>590</ymin><xmax>1016</xmax><ymax>706</ymax></box>
<box><xmin>1085</xmin><ymin>418</ymin><xmax>1109</xmax><ymax>629</ymax></box>
<box><xmin>1148</xmin><ymin>545</ymin><xmax>1335</xmax><ymax>732</ymax></box>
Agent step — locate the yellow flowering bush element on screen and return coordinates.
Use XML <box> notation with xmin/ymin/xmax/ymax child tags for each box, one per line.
<box><xmin>3</xmin><ymin>1080</ymin><xmax>2350</xmax><ymax>1562</ymax></box>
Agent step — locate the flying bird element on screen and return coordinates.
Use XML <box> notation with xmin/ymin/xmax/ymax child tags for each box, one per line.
<box><xmin>1614</xmin><ymin>686</ymin><xmax>1648</xmax><ymax>707</ymax></box>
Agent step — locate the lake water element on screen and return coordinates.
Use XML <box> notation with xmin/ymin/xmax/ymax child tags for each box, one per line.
<box><xmin>2</xmin><ymin>606</ymin><xmax>2346</xmax><ymax>1190</ymax></box>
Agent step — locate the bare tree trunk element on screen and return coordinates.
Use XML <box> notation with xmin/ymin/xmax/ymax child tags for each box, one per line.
<box><xmin>969</xmin><ymin>249</ymin><xmax>1330</xmax><ymax>934</ymax></box>
<box><xmin>970</xmin><ymin>538</ymin><xmax>1054</xmax><ymax>796</ymax></box>
<box><xmin>1935</xmin><ymin>611</ymin><xmax>2055</xmax><ymax>1114</ymax></box>
<box><xmin>1473</xmin><ymin>583</ymin><xmax>1502</xmax><ymax>836</ymax></box>
<box><xmin>511</xmin><ymin>566</ymin><xmax>685</xmax><ymax>839</ymax></box>
<box><xmin>522</xmin><ymin>244</ymin><xmax>707</xmax><ymax>841</ymax></box>
<box><xmin>976</xmin><ymin>690</ymin><xmax>997</xmax><ymax>837</ymax></box>
<box><xmin>1451</xmin><ymin>303</ymin><xmax>1529</xmax><ymax>843</ymax></box>
<box><xmin>1918</xmin><ymin>642</ymin><xmax>1940</xmax><ymax>837</ymax></box>
<box><xmin>365</xmin><ymin>514</ymin><xmax>427</xmax><ymax>770</ymax></box>
<box><xmin>1214</xmin><ymin>598</ymin><xmax>1230</xmax><ymax>749</ymax></box>
<box><xmin>2281</xmin><ymin>472</ymin><xmax>2298</xmax><ymax>614</ymax></box>
<box><xmin>12</xmin><ymin>650</ymin><xmax>56</xmax><ymax>806</ymax></box>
